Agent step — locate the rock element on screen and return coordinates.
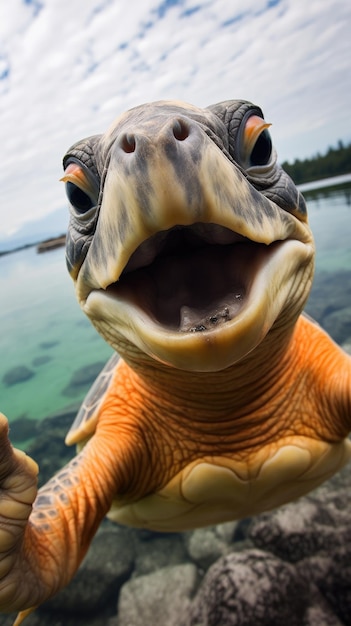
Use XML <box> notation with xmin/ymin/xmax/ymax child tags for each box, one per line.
<box><xmin>182</xmin><ymin>549</ymin><xmax>310</xmax><ymax>626</ymax></box>
<box><xmin>215</xmin><ymin>521</ymin><xmax>238</xmax><ymax>543</ymax></box>
<box><xmin>32</xmin><ymin>355</ymin><xmax>52</xmax><ymax>366</ymax></box>
<box><xmin>323</xmin><ymin>306</ymin><xmax>351</xmax><ymax>345</ymax></box>
<box><xmin>39</xmin><ymin>340</ymin><xmax>59</xmax><ymax>349</ymax></box>
<box><xmin>299</xmin><ymin>549</ymin><xmax>351</xmax><ymax>625</ymax></box>
<box><xmin>117</xmin><ymin>563</ymin><xmax>198</xmax><ymax>626</ymax></box>
<box><xmin>2</xmin><ymin>365</ymin><xmax>34</xmax><ymax>386</ymax></box>
<box><xmin>133</xmin><ymin>533</ymin><xmax>188</xmax><ymax>576</ymax></box>
<box><xmin>62</xmin><ymin>362</ymin><xmax>106</xmax><ymax>397</ymax></box>
<box><xmin>185</xmin><ymin>524</ymin><xmax>235</xmax><ymax>571</ymax></box>
<box><xmin>248</xmin><ymin>476</ymin><xmax>351</xmax><ymax>563</ymax></box>
<box><xmin>342</xmin><ymin>342</ymin><xmax>351</xmax><ymax>354</ymax></box>
<box><xmin>9</xmin><ymin>415</ymin><xmax>38</xmax><ymax>443</ymax></box>
<box><xmin>305</xmin><ymin>269</ymin><xmax>351</xmax><ymax>344</ymax></box>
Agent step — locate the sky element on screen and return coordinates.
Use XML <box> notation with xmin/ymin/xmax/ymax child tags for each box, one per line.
<box><xmin>0</xmin><ymin>0</ymin><xmax>350</xmax><ymax>240</ymax></box>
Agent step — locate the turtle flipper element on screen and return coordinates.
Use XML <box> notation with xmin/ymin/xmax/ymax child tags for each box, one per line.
<box><xmin>0</xmin><ymin>414</ymin><xmax>38</xmax><ymax>613</ymax></box>
<box><xmin>297</xmin><ymin>316</ymin><xmax>351</xmax><ymax>437</ymax></box>
<box><xmin>0</xmin><ymin>410</ymin><xmax>130</xmax><ymax>616</ymax></box>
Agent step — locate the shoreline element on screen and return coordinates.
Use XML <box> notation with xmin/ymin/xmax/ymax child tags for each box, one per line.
<box><xmin>0</xmin><ymin>233</ymin><xmax>66</xmax><ymax>257</ymax></box>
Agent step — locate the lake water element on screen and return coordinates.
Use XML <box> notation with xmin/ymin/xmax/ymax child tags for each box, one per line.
<box><xmin>0</xmin><ymin>245</ymin><xmax>113</xmax><ymax>438</ymax></box>
<box><xmin>0</xmin><ymin>182</ymin><xmax>350</xmax><ymax>446</ymax></box>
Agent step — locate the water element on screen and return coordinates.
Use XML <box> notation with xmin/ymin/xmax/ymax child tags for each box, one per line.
<box><xmin>0</xmin><ymin>182</ymin><xmax>350</xmax><ymax>444</ymax></box>
<box><xmin>0</xmin><ymin>246</ymin><xmax>113</xmax><ymax>431</ymax></box>
<box><xmin>305</xmin><ymin>182</ymin><xmax>351</xmax><ymax>271</ymax></box>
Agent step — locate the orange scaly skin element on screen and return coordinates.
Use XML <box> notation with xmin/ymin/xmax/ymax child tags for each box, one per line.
<box><xmin>0</xmin><ymin>316</ymin><xmax>350</xmax><ymax>619</ymax></box>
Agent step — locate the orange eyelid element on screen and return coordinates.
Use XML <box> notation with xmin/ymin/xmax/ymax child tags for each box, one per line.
<box><xmin>60</xmin><ymin>163</ymin><xmax>95</xmax><ymax>197</ymax></box>
<box><xmin>243</xmin><ymin>115</ymin><xmax>272</xmax><ymax>157</ymax></box>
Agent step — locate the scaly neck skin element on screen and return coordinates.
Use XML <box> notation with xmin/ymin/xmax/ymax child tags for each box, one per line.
<box><xmin>96</xmin><ymin>316</ymin><xmax>302</xmax><ymax>496</ymax></box>
<box><xmin>96</xmin><ymin>313</ymin><xmax>351</xmax><ymax>509</ymax></box>
<box><xmin>111</xmin><ymin>314</ymin><xmax>351</xmax><ymax>472</ymax></box>
<box><xmin>120</xmin><ymin>317</ymin><xmax>297</xmax><ymax>421</ymax></box>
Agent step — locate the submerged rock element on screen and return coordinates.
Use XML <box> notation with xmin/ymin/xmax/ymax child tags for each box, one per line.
<box><xmin>306</xmin><ymin>269</ymin><xmax>351</xmax><ymax>344</ymax></box>
<box><xmin>38</xmin><ymin>340</ymin><xmax>59</xmax><ymax>350</ymax></box>
<box><xmin>117</xmin><ymin>563</ymin><xmax>198</xmax><ymax>626</ymax></box>
<box><xmin>133</xmin><ymin>533</ymin><xmax>188</xmax><ymax>576</ymax></box>
<box><xmin>9</xmin><ymin>415</ymin><xmax>38</xmax><ymax>443</ymax></box>
<box><xmin>184</xmin><ymin>524</ymin><xmax>236</xmax><ymax>571</ymax></box>
<box><xmin>62</xmin><ymin>362</ymin><xmax>106</xmax><ymax>398</ymax></box>
<box><xmin>323</xmin><ymin>306</ymin><xmax>351</xmax><ymax>345</ymax></box>
<box><xmin>32</xmin><ymin>355</ymin><xmax>52</xmax><ymax>367</ymax></box>
<box><xmin>182</xmin><ymin>549</ymin><xmax>310</xmax><ymax>626</ymax></box>
<box><xmin>182</xmin><ymin>548</ymin><xmax>343</xmax><ymax>626</ymax></box>
<box><xmin>2</xmin><ymin>365</ymin><xmax>34</xmax><ymax>386</ymax></box>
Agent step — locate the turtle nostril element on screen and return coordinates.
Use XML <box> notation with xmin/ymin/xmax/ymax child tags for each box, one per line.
<box><xmin>120</xmin><ymin>133</ymin><xmax>136</xmax><ymax>153</ymax></box>
<box><xmin>172</xmin><ymin>119</ymin><xmax>190</xmax><ymax>141</ymax></box>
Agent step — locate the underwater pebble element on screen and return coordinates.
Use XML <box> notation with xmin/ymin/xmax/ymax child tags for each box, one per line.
<box><xmin>32</xmin><ymin>355</ymin><xmax>52</xmax><ymax>367</ymax></box>
<box><xmin>184</xmin><ymin>526</ymin><xmax>233</xmax><ymax>571</ymax></box>
<box><xmin>117</xmin><ymin>563</ymin><xmax>197</xmax><ymax>626</ymax></box>
<box><xmin>2</xmin><ymin>365</ymin><xmax>35</xmax><ymax>386</ymax></box>
<box><xmin>9</xmin><ymin>415</ymin><xmax>38</xmax><ymax>443</ymax></box>
<box><xmin>62</xmin><ymin>362</ymin><xmax>106</xmax><ymax>397</ymax></box>
<box><xmin>306</xmin><ymin>269</ymin><xmax>351</xmax><ymax>345</ymax></box>
<box><xmin>39</xmin><ymin>340</ymin><xmax>59</xmax><ymax>350</ymax></box>
<box><xmin>133</xmin><ymin>534</ymin><xmax>188</xmax><ymax>576</ymax></box>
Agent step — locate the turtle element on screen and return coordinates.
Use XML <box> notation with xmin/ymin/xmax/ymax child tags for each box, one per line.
<box><xmin>1</xmin><ymin>98</ymin><xmax>351</xmax><ymax>624</ymax></box>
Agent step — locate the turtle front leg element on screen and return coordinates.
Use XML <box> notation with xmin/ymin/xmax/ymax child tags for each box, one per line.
<box><xmin>0</xmin><ymin>414</ymin><xmax>39</xmax><ymax>613</ymax></box>
<box><xmin>0</xmin><ymin>412</ymin><xmax>123</xmax><ymax>619</ymax></box>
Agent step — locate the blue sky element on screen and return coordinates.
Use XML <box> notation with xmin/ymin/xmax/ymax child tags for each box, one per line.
<box><xmin>0</xmin><ymin>0</ymin><xmax>350</xmax><ymax>239</ymax></box>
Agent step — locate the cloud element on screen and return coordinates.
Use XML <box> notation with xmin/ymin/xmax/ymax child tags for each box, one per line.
<box><xmin>0</xmin><ymin>0</ymin><xmax>350</xmax><ymax>238</ymax></box>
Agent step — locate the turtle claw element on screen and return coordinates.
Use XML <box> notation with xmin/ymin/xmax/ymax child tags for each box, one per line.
<box><xmin>13</xmin><ymin>607</ymin><xmax>36</xmax><ymax>626</ymax></box>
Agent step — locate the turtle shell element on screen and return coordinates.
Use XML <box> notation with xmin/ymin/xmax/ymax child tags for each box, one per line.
<box><xmin>65</xmin><ymin>353</ymin><xmax>120</xmax><ymax>447</ymax></box>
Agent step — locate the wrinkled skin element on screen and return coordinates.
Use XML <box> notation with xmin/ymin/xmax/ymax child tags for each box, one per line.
<box><xmin>0</xmin><ymin>99</ymin><xmax>350</xmax><ymax>624</ymax></box>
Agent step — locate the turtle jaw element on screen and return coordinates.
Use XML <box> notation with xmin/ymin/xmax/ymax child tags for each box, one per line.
<box><xmin>82</xmin><ymin>234</ymin><xmax>314</xmax><ymax>372</ymax></box>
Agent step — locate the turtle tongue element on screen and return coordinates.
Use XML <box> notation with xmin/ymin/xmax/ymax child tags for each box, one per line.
<box><xmin>179</xmin><ymin>296</ymin><xmax>243</xmax><ymax>333</ymax></box>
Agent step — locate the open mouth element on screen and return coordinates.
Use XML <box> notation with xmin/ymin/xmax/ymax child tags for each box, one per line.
<box><xmin>105</xmin><ymin>223</ymin><xmax>278</xmax><ymax>334</ymax></box>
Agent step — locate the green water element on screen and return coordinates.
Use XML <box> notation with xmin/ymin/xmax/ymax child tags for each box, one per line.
<box><xmin>0</xmin><ymin>183</ymin><xmax>350</xmax><ymax>441</ymax></box>
<box><xmin>306</xmin><ymin>185</ymin><xmax>351</xmax><ymax>271</ymax></box>
<box><xmin>0</xmin><ymin>246</ymin><xmax>113</xmax><ymax>427</ymax></box>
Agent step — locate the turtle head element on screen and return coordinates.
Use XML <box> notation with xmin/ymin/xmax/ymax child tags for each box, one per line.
<box><xmin>62</xmin><ymin>99</ymin><xmax>314</xmax><ymax>372</ymax></box>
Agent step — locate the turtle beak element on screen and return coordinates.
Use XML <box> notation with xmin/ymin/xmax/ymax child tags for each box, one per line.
<box><xmin>78</xmin><ymin>115</ymin><xmax>309</xmax><ymax>295</ymax></box>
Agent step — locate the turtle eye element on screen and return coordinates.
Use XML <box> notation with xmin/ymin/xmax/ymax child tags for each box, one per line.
<box><xmin>240</xmin><ymin>115</ymin><xmax>273</xmax><ymax>169</ymax></box>
<box><xmin>65</xmin><ymin>182</ymin><xmax>94</xmax><ymax>213</ymax></box>
<box><xmin>250</xmin><ymin>127</ymin><xmax>272</xmax><ymax>166</ymax></box>
<box><xmin>61</xmin><ymin>162</ymin><xmax>98</xmax><ymax>214</ymax></box>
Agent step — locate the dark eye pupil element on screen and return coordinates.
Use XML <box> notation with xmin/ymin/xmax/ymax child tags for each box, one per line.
<box><xmin>66</xmin><ymin>182</ymin><xmax>94</xmax><ymax>213</ymax></box>
<box><xmin>250</xmin><ymin>129</ymin><xmax>272</xmax><ymax>166</ymax></box>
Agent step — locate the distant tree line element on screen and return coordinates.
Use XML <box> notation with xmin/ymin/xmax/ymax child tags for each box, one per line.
<box><xmin>281</xmin><ymin>140</ymin><xmax>351</xmax><ymax>185</ymax></box>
